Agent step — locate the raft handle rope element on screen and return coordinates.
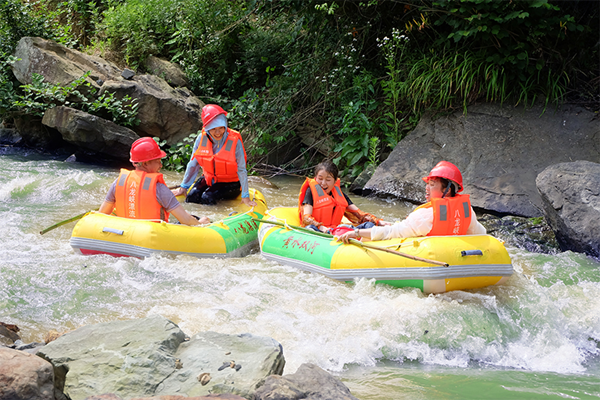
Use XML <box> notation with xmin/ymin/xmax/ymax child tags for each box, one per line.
<box><xmin>461</xmin><ymin>249</ymin><xmax>483</xmax><ymax>257</ymax></box>
<box><xmin>102</xmin><ymin>227</ymin><xmax>124</xmax><ymax>235</ymax></box>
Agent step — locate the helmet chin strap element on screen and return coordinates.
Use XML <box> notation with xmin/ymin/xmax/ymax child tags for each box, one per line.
<box><xmin>441</xmin><ymin>185</ymin><xmax>451</xmax><ymax>198</ymax></box>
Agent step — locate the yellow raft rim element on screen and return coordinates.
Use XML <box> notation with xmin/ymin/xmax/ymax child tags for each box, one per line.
<box><xmin>70</xmin><ymin>188</ymin><xmax>267</xmax><ymax>259</ymax></box>
<box><xmin>258</xmin><ymin>207</ymin><xmax>514</xmax><ymax>293</ymax></box>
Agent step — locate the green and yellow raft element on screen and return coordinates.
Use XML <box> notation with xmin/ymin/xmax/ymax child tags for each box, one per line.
<box><xmin>258</xmin><ymin>207</ymin><xmax>513</xmax><ymax>293</ymax></box>
<box><xmin>70</xmin><ymin>189</ymin><xmax>267</xmax><ymax>258</ymax></box>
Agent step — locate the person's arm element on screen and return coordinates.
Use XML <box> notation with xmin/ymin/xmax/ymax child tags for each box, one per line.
<box><xmin>467</xmin><ymin>208</ymin><xmax>487</xmax><ymax>234</ymax></box>
<box><xmin>236</xmin><ymin>141</ymin><xmax>256</xmax><ymax>206</ymax></box>
<box><xmin>173</xmin><ymin>135</ymin><xmax>203</xmax><ymax>196</ymax></box>
<box><xmin>343</xmin><ymin>204</ymin><xmax>389</xmax><ymax>226</ymax></box>
<box><xmin>302</xmin><ymin>204</ymin><xmax>328</xmax><ymax>232</ymax></box>
<box><xmin>99</xmin><ymin>200</ymin><xmax>115</xmax><ymax>215</ymax></box>
<box><xmin>169</xmin><ymin>204</ymin><xmax>209</xmax><ymax>225</ymax></box>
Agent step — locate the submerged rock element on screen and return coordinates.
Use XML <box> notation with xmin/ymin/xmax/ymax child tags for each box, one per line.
<box><xmin>478</xmin><ymin>214</ymin><xmax>560</xmax><ymax>254</ymax></box>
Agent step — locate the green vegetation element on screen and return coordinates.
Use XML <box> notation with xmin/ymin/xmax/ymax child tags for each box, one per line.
<box><xmin>1</xmin><ymin>0</ymin><xmax>598</xmax><ymax>180</ymax></box>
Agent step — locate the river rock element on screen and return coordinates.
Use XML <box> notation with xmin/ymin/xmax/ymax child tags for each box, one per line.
<box><xmin>37</xmin><ymin>315</ymin><xmax>285</xmax><ymax>400</ymax></box>
<box><xmin>536</xmin><ymin>161</ymin><xmax>600</xmax><ymax>258</ymax></box>
<box><xmin>98</xmin><ymin>75</ymin><xmax>204</xmax><ymax>145</ymax></box>
<box><xmin>155</xmin><ymin>331</ymin><xmax>285</xmax><ymax>398</ymax></box>
<box><xmin>0</xmin><ymin>347</ymin><xmax>66</xmax><ymax>400</ymax></box>
<box><xmin>145</xmin><ymin>56</ymin><xmax>190</xmax><ymax>88</ymax></box>
<box><xmin>364</xmin><ymin>103</ymin><xmax>600</xmax><ymax>217</ymax></box>
<box><xmin>12</xmin><ymin>37</ymin><xmax>122</xmax><ymax>91</ymax></box>
<box><xmin>42</xmin><ymin>106</ymin><xmax>140</xmax><ymax>161</ymax></box>
<box><xmin>254</xmin><ymin>363</ymin><xmax>359</xmax><ymax>400</ymax></box>
<box><xmin>84</xmin><ymin>394</ymin><xmax>245</xmax><ymax>399</ymax></box>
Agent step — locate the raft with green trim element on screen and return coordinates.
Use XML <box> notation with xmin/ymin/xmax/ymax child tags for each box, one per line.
<box><xmin>258</xmin><ymin>207</ymin><xmax>513</xmax><ymax>293</ymax></box>
<box><xmin>70</xmin><ymin>189</ymin><xmax>267</xmax><ymax>258</ymax></box>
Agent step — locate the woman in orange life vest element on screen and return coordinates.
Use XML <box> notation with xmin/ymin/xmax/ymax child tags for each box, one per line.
<box><xmin>299</xmin><ymin>160</ymin><xmax>390</xmax><ymax>233</ymax></box>
<box><xmin>337</xmin><ymin>161</ymin><xmax>486</xmax><ymax>243</ymax></box>
<box><xmin>99</xmin><ymin>137</ymin><xmax>210</xmax><ymax>226</ymax></box>
<box><xmin>171</xmin><ymin>104</ymin><xmax>257</xmax><ymax>207</ymax></box>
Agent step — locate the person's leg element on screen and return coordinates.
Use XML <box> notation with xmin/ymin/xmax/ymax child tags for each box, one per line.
<box><xmin>356</xmin><ymin>221</ymin><xmax>375</xmax><ymax>229</ymax></box>
<box><xmin>185</xmin><ymin>177</ymin><xmax>209</xmax><ymax>204</ymax></box>
<box><xmin>201</xmin><ymin>181</ymin><xmax>241</xmax><ymax>204</ymax></box>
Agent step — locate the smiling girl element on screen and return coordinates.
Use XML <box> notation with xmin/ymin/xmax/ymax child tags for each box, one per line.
<box><xmin>298</xmin><ymin>160</ymin><xmax>389</xmax><ymax>233</ymax></box>
<box><xmin>337</xmin><ymin>161</ymin><xmax>486</xmax><ymax>243</ymax></box>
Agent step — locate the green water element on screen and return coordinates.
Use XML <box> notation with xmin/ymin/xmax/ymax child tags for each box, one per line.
<box><xmin>1</xmin><ymin>148</ymin><xmax>599</xmax><ymax>399</ymax></box>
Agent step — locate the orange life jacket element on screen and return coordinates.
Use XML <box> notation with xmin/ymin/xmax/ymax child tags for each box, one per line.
<box><xmin>298</xmin><ymin>178</ymin><xmax>349</xmax><ymax>228</ymax></box>
<box><xmin>192</xmin><ymin>128</ymin><xmax>247</xmax><ymax>185</ymax></box>
<box><xmin>414</xmin><ymin>194</ymin><xmax>472</xmax><ymax>236</ymax></box>
<box><xmin>114</xmin><ymin>169</ymin><xmax>169</xmax><ymax>221</ymax></box>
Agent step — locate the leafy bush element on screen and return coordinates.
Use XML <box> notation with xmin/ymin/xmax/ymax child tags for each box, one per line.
<box><xmin>155</xmin><ymin>133</ymin><xmax>198</xmax><ymax>172</ymax></box>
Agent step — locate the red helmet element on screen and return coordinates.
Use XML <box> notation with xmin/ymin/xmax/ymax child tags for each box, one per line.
<box><xmin>201</xmin><ymin>104</ymin><xmax>228</xmax><ymax>127</ymax></box>
<box><xmin>130</xmin><ymin>137</ymin><xmax>167</xmax><ymax>163</ymax></box>
<box><xmin>422</xmin><ymin>161</ymin><xmax>464</xmax><ymax>192</ymax></box>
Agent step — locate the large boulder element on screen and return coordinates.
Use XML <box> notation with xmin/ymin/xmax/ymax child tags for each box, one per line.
<box><xmin>255</xmin><ymin>363</ymin><xmax>359</xmax><ymax>400</ymax></box>
<box><xmin>37</xmin><ymin>315</ymin><xmax>285</xmax><ymax>400</ymax></box>
<box><xmin>364</xmin><ymin>103</ymin><xmax>600</xmax><ymax>217</ymax></box>
<box><xmin>12</xmin><ymin>37</ymin><xmax>122</xmax><ymax>90</ymax></box>
<box><xmin>98</xmin><ymin>75</ymin><xmax>204</xmax><ymax>145</ymax></box>
<box><xmin>0</xmin><ymin>348</ymin><xmax>66</xmax><ymax>400</ymax></box>
<box><xmin>145</xmin><ymin>56</ymin><xmax>190</xmax><ymax>88</ymax></box>
<box><xmin>42</xmin><ymin>106</ymin><xmax>139</xmax><ymax>161</ymax></box>
<box><xmin>536</xmin><ymin>161</ymin><xmax>600</xmax><ymax>258</ymax></box>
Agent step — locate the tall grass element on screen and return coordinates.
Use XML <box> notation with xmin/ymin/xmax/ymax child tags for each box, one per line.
<box><xmin>401</xmin><ymin>50</ymin><xmax>570</xmax><ymax>113</ymax></box>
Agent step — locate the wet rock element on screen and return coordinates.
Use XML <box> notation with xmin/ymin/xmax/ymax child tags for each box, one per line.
<box><xmin>42</xmin><ymin>106</ymin><xmax>140</xmax><ymax>161</ymax></box>
<box><xmin>0</xmin><ymin>321</ymin><xmax>20</xmax><ymax>342</ymax></box>
<box><xmin>37</xmin><ymin>315</ymin><xmax>285</xmax><ymax>400</ymax></box>
<box><xmin>536</xmin><ymin>160</ymin><xmax>600</xmax><ymax>258</ymax></box>
<box><xmin>255</xmin><ymin>363</ymin><xmax>359</xmax><ymax>400</ymax></box>
<box><xmin>478</xmin><ymin>214</ymin><xmax>560</xmax><ymax>254</ymax></box>
<box><xmin>0</xmin><ymin>347</ymin><xmax>67</xmax><ymax>400</ymax></box>
<box><xmin>121</xmin><ymin>69</ymin><xmax>135</xmax><ymax>80</ymax></box>
<box><xmin>349</xmin><ymin>164</ymin><xmax>375</xmax><ymax>195</ymax></box>
<box><xmin>365</xmin><ymin>103</ymin><xmax>600</xmax><ymax>217</ymax></box>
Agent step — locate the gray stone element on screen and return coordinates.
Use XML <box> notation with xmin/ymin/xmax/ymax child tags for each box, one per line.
<box><xmin>365</xmin><ymin>103</ymin><xmax>600</xmax><ymax>217</ymax></box>
<box><xmin>0</xmin><ymin>348</ymin><xmax>61</xmax><ymax>400</ymax></box>
<box><xmin>42</xmin><ymin>106</ymin><xmax>139</xmax><ymax>161</ymax></box>
<box><xmin>121</xmin><ymin>69</ymin><xmax>135</xmax><ymax>80</ymax></box>
<box><xmin>536</xmin><ymin>160</ymin><xmax>600</xmax><ymax>258</ymax></box>
<box><xmin>145</xmin><ymin>56</ymin><xmax>190</xmax><ymax>88</ymax></box>
<box><xmin>156</xmin><ymin>331</ymin><xmax>285</xmax><ymax>399</ymax></box>
<box><xmin>349</xmin><ymin>164</ymin><xmax>375</xmax><ymax>194</ymax></box>
<box><xmin>255</xmin><ymin>363</ymin><xmax>359</xmax><ymax>400</ymax></box>
<box><xmin>12</xmin><ymin>37</ymin><xmax>122</xmax><ymax>91</ymax></box>
<box><xmin>0</xmin><ymin>127</ymin><xmax>22</xmax><ymax>145</ymax></box>
<box><xmin>98</xmin><ymin>75</ymin><xmax>204</xmax><ymax>145</ymax></box>
<box><xmin>38</xmin><ymin>315</ymin><xmax>187</xmax><ymax>400</ymax></box>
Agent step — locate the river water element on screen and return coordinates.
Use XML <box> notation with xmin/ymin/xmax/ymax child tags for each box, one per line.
<box><xmin>1</xmin><ymin>147</ymin><xmax>599</xmax><ymax>399</ymax></box>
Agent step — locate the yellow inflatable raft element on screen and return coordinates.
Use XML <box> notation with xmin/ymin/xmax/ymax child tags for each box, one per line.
<box><xmin>258</xmin><ymin>207</ymin><xmax>513</xmax><ymax>293</ymax></box>
<box><xmin>70</xmin><ymin>189</ymin><xmax>267</xmax><ymax>258</ymax></box>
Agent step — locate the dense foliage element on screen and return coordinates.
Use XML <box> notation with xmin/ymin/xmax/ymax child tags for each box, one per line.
<box><xmin>1</xmin><ymin>0</ymin><xmax>598</xmax><ymax>179</ymax></box>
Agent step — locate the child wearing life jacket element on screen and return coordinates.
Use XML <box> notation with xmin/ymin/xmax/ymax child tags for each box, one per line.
<box><xmin>337</xmin><ymin>160</ymin><xmax>486</xmax><ymax>243</ymax></box>
<box><xmin>298</xmin><ymin>160</ymin><xmax>389</xmax><ymax>234</ymax></box>
<box><xmin>99</xmin><ymin>137</ymin><xmax>210</xmax><ymax>226</ymax></box>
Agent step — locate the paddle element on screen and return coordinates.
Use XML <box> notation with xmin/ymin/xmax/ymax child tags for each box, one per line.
<box><xmin>39</xmin><ymin>184</ymin><xmax>184</xmax><ymax>235</ymax></box>
<box><xmin>252</xmin><ymin>218</ymin><xmax>449</xmax><ymax>267</ymax></box>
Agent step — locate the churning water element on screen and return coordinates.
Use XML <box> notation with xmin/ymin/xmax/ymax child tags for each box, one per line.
<box><xmin>1</xmin><ymin>148</ymin><xmax>599</xmax><ymax>399</ymax></box>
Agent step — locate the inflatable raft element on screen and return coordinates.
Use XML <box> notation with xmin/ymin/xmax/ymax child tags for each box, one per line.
<box><xmin>258</xmin><ymin>207</ymin><xmax>513</xmax><ymax>293</ymax></box>
<box><xmin>70</xmin><ymin>189</ymin><xmax>267</xmax><ymax>258</ymax></box>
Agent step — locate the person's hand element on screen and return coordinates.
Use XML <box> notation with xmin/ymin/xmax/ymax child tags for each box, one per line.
<box><xmin>197</xmin><ymin>216</ymin><xmax>210</xmax><ymax>224</ymax></box>
<box><xmin>241</xmin><ymin>197</ymin><xmax>257</xmax><ymax>207</ymax></box>
<box><xmin>336</xmin><ymin>230</ymin><xmax>356</xmax><ymax>244</ymax></box>
<box><xmin>171</xmin><ymin>187</ymin><xmax>187</xmax><ymax>197</ymax></box>
<box><xmin>379</xmin><ymin>220</ymin><xmax>392</xmax><ymax>226</ymax></box>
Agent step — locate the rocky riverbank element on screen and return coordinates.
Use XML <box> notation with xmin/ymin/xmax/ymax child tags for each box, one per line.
<box><xmin>0</xmin><ymin>316</ymin><xmax>359</xmax><ymax>400</ymax></box>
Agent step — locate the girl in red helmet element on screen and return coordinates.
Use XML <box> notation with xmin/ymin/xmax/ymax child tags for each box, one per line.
<box><xmin>337</xmin><ymin>161</ymin><xmax>485</xmax><ymax>243</ymax></box>
<box><xmin>99</xmin><ymin>137</ymin><xmax>210</xmax><ymax>225</ymax></box>
<box><xmin>171</xmin><ymin>104</ymin><xmax>256</xmax><ymax>206</ymax></box>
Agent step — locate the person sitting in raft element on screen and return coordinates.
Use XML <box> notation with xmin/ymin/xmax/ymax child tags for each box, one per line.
<box><xmin>299</xmin><ymin>160</ymin><xmax>390</xmax><ymax>233</ymax></box>
<box><xmin>337</xmin><ymin>160</ymin><xmax>486</xmax><ymax>243</ymax></box>
<box><xmin>171</xmin><ymin>104</ymin><xmax>257</xmax><ymax>207</ymax></box>
<box><xmin>99</xmin><ymin>137</ymin><xmax>210</xmax><ymax>226</ymax></box>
